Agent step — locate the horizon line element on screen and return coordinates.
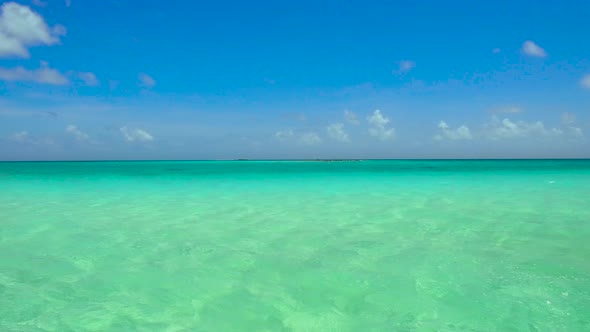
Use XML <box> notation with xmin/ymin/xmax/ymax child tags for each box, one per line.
<box><xmin>1</xmin><ymin>158</ymin><xmax>590</xmax><ymax>163</ymax></box>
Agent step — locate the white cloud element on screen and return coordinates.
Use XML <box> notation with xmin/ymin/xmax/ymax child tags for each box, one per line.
<box><xmin>0</xmin><ymin>2</ymin><xmax>66</xmax><ymax>58</ymax></box>
<box><xmin>486</xmin><ymin>118</ymin><xmax>561</xmax><ymax>139</ymax></box>
<box><xmin>120</xmin><ymin>126</ymin><xmax>154</xmax><ymax>142</ymax></box>
<box><xmin>0</xmin><ymin>61</ymin><xmax>68</xmax><ymax>85</ymax></box>
<box><xmin>580</xmin><ymin>74</ymin><xmax>590</xmax><ymax>90</ymax></box>
<box><xmin>138</xmin><ymin>73</ymin><xmax>156</xmax><ymax>88</ymax></box>
<box><xmin>367</xmin><ymin>109</ymin><xmax>395</xmax><ymax>141</ymax></box>
<box><xmin>0</xmin><ymin>32</ymin><xmax>26</xmax><ymax>56</ymax></box>
<box><xmin>326</xmin><ymin>123</ymin><xmax>350</xmax><ymax>142</ymax></box>
<box><xmin>367</xmin><ymin>109</ymin><xmax>389</xmax><ymax>127</ymax></box>
<box><xmin>435</xmin><ymin>121</ymin><xmax>472</xmax><ymax>140</ymax></box>
<box><xmin>492</xmin><ymin>48</ymin><xmax>501</xmax><ymax>54</ymax></box>
<box><xmin>78</xmin><ymin>72</ymin><xmax>99</xmax><ymax>86</ymax></box>
<box><xmin>559</xmin><ymin>113</ymin><xmax>583</xmax><ymax>138</ymax></box>
<box><xmin>344</xmin><ymin>110</ymin><xmax>359</xmax><ymax>125</ymax></box>
<box><xmin>567</xmin><ymin>126</ymin><xmax>583</xmax><ymax>138</ymax></box>
<box><xmin>275</xmin><ymin>130</ymin><xmax>294</xmax><ymax>141</ymax></box>
<box><xmin>522</xmin><ymin>40</ymin><xmax>547</xmax><ymax>57</ymax></box>
<box><xmin>300</xmin><ymin>132</ymin><xmax>321</xmax><ymax>145</ymax></box>
<box><xmin>393</xmin><ymin>60</ymin><xmax>415</xmax><ymax>74</ymax></box>
<box><xmin>66</xmin><ymin>125</ymin><xmax>89</xmax><ymax>141</ymax></box>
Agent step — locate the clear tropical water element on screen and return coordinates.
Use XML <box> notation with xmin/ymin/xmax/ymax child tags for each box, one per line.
<box><xmin>1</xmin><ymin>160</ymin><xmax>589</xmax><ymax>331</ymax></box>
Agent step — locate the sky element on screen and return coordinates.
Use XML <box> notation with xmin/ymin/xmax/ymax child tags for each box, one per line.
<box><xmin>0</xmin><ymin>0</ymin><xmax>589</xmax><ymax>160</ymax></box>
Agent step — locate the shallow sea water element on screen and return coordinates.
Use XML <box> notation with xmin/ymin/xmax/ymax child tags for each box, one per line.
<box><xmin>1</xmin><ymin>160</ymin><xmax>589</xmax><ymax>331</ymax></box>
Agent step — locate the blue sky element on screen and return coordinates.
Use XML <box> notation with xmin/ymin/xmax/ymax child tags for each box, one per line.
<box><xmin>0</xmin><ymin>0</ymin><xmax>589</xmax><ymax>160</ymax></box>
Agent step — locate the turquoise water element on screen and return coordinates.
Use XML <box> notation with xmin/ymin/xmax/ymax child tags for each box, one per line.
<box><xmin>1</xmin><ymin>160</ymin><xmax>590</xmax><ymax>331</ymax></box>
